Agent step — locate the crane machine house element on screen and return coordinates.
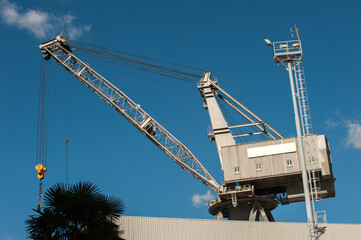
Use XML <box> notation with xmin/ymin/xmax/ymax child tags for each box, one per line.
<box><xmin>220</xmin><ymin>134</ymin><xmax>334</xmax><ymax>204</ymax></box>
<box><xmin>39</xmin><ymin>35</ymin><xmax>335</xmax><ymax>223</ymax></box>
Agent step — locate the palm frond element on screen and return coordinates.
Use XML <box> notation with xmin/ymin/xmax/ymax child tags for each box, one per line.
<box><xmin>26</xmin><ymin>181</ymin><xmax>124</xmax><ymax>240</ymax></box>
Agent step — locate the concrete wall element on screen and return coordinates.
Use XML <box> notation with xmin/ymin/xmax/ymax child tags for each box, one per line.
<box><xmin>119</xmin><ymin>216</ymin><xmax>361</xmax><ymax>240</ymax></box>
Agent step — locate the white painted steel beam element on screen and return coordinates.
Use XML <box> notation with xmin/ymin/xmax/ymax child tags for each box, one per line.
<box><xmin>198</xmin><ymin>72</ymin><xmax>235</xmax><ymax>170</ymax></box>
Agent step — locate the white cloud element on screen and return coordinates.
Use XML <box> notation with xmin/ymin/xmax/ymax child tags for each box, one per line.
<box><xmin>345</xmin><ymin>121</ymin><xmax>361</xmax><ymax>150</ymax></box>
<box><xmin>191</xmin><ymin>190</ymin><xmax>215</xmax><ymax>207</ymax></box>
<box><xmin>0</xmin><ymin>0</ymin><xmax>90</xmax><ymax>39</ymax></box>
<box><xmin>4</xmin><ymin>234</ymin><xmax>14</xmax><ymax>240</ymax></box>
<box><xmin>324</xmin><ymin>118</ymin><xmax>339</xmax><ymax>130</ymax></box>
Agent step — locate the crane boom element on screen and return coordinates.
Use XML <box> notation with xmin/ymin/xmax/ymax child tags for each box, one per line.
<box><xmin>39</xmin><ymin>36</ymin><xmax>220</xmax><ymax>193</ymax></box>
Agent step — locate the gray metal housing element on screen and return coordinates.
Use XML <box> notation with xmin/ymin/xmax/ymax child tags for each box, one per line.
<box><xmin>221</xmin><ymin>134</ymin><xmax>335</xmax><ymax>203</ymax></box>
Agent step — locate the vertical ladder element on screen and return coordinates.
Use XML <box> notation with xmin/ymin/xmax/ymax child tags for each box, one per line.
<box><xmin>294</xmin><ymin>61</ymin><xmax>326</xmax><ymax>238</ymax></box>
<box><xmin>315</xmin><ymin>210</ymin><xmax>327</xmax><ymax>237</ymax></box>
<box><xmin>295</xmin><ymin>62</ymin><xmax>321</xmax><ymax>200</ymax></box>
<box><xmin>304</xmin><ymin>137</ymin><xmax>322</xmax><ymax>202</ymax></box>
<box><xmin>295</xmin><ymin>62</ymin><xmax>313</xmax><ymax>135</ymax></box>
<box><xmin>310</xmin><ymin>168</ymin><xmax>321</xmax><ymax>201</ymax></box>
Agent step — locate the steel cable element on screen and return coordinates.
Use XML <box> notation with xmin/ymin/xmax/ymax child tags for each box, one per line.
<box><xmin>36</xmin><ymin>57</ymin><xmax>50</xmax><ymax>167</ymax></box>
<box><xmin>74</xmin><ymin>46</ymin><xmax>202</xmax><ymax>79</ymax></box>
<box><xmin>69</xmin><ymin>41</ymin><xmax>203</xmax><ymax>82</ymax></box>
<box><xmin>75</xmin><ymin>51</ymin><xmax>198</xmax><ymax>83</ymax></box>
<box><xmin>69</xmin><ymin>40</ymin><xmax>206</xmax><ymax>71</ymax></box>
<box><xmin>218</xmin><ymin>98</ymin><xmax>245</xmax><ymax>143</ymax></box>
<box><xmin>216</xmin><ymin>92</ymin><xmax>268</xmax><ymax>141</ymax></box>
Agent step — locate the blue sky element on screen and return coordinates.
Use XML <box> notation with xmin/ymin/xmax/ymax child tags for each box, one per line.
<box><xmin>1</xmin><ymin>0</ymin><xmax>361</xmax><ymax>239</ymax></box>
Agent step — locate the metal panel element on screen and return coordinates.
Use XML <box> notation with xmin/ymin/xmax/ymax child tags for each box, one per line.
<box><xmin>118</xmin><ymin>216</ymin><xmax>361</xmax><ymax>240</ymax></box>
<box><xmin>219</xmin><ymin>134</ymin><xmax>335</xmax><ymax>202</ymax></box>
<box><xmin>222</xmin><ymin>137</ymin><xmax>301</xmax><ymax>182</ymax></box>
<box><xmin>221</xmin><ymin>135</ymin><xmax>333</xmax><ymax>183</ymax></box>
<box><xmin>247</xmin><ymin>142</ymin><xmax>296</xmax><ymax>158</ymax></box>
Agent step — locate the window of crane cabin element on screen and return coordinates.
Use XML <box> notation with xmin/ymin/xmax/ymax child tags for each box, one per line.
<box><xmin>287</xmin><ymin>160</ymin><xmax>293</xmax><ymax>167</ymax></box>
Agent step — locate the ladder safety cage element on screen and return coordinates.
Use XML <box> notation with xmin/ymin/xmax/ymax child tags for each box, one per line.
<box><xmin>39</xmin><ymin>36</ymin><xmax>220</xmax><ymax>193</ymax></box>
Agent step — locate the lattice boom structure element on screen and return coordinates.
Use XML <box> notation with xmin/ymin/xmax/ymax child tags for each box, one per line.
<box><xmin>39</xmin><ymin>36</ymin><xmax>220</xmax><ymax>192</ymax></box>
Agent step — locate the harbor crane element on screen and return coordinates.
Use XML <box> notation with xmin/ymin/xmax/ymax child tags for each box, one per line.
<box><xmin>39</xmin><ymin>35</ymin><xmax>335</xmax><ymax>222</ymax></box>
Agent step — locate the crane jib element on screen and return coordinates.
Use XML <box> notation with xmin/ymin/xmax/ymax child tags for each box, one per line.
<box><xmin>39</xmin><ymin>36</ymin><xmax>220</xmax><ymax>193</ymax></box>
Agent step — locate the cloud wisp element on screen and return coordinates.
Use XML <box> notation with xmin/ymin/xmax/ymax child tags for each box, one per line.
<box><xmin>324</xmin><ymin>118</ymin><xmax>339</xmax><ymax>130</ymax></box>
<box><xmin>323</xmin><ymin>113</ymin><xmax>361</xmax><ymax>151</ymax></box>
<box><xmin>345</xmin><ymin>121</ymin><xmax>361</xmax><ymax>150</ymax></box>
<box><xmin>4</xmin><ymin>234</ymin><xmax>14</xmax><ymax>240</ymax></box>
<box><xmin>0</xmin><ymin>0</ymin><xmax>90</xmax><ymax>39</ymax></box>
<box><xmin>191</xmin><ymin>190</ymin><xmax>214</xmax><ymax>208</ymax></box>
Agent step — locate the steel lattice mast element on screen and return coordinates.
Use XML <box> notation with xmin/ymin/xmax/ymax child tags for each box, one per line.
<box><xmin>39</xmin><ymin>36</ymin><xmax>220</xmax><ymax>193</ymax></box>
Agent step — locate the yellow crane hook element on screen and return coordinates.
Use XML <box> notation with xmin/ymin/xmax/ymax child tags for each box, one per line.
<box><xmin>35</xmin><ymin>163</ymin><xmax>47</xmax><ymax>180</ymax></box>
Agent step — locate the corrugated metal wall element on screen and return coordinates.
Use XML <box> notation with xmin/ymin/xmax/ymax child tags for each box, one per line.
<box><xmin>119</xmin><ymin>216</ymin><xmax>361</xmax><ymax>240</ymax></box>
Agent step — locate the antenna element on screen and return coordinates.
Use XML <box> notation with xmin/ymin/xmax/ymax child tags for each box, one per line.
<box><xmin>290</xmin><ymin>25</ymin><xmax>301</xmax><ymax>42</ymax></box>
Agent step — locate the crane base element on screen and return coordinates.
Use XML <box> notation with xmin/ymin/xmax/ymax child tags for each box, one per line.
<box><xmin>208</xmin><ymin>196</ymin><xmax>278</xmax><ymax>221</ymax></box>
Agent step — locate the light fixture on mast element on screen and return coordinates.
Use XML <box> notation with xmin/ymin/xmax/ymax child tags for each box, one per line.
<box><xmin>264</xmin><ymin>39</ymin><xmax>273</xmax><ymax>47</ymax></box>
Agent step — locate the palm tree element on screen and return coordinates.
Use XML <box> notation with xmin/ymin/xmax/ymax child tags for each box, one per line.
<box><xmin>26</xmin><ymin>182</ymin><xmax>125</xmax><ymax>240</ymax></box>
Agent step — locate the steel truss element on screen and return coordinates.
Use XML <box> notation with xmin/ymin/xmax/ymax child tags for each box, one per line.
<box><xmin>198</xmin><ymin>72</ymin><xmax>283</xmax><ymax>143</ymax></box>
<box><xmin>39</xmin><ymin>36</ymin><xmax>220</xmax><ymax>193</ymax></box>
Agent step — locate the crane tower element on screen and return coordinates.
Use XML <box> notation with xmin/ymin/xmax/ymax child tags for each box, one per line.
<box><xmin>264</xmin><ymin>27</ymin><xmax>331</xmax><ymax>239</ymax></box>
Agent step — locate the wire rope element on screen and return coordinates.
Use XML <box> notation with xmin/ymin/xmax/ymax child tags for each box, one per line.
<box><xmin>69</xmin><ymin>42</ymin><xmax>204</xmax><ymax>82</ymax></box>
<box><xmin>35</xmin><ymin>56</ymin><xmax>43</xmax><ymax>166</ymax></box>
<box><xmin>218</xmin><ymin>98</ymin><xmax>245</xmax><ymax>143</ymax></box>
<box><xmin>65</xmin><ymin>71</ymin><xmax>69</xmax><ymax>185</ymax></box>
<box><xmin>36</xmin><ymin>57</ymin><xmax>50</xmax><ymax>167</ymax></box>
<box><xmin>75</xmin><ymin>51</ymin><xmax>198</xmax><ymax>83</ymax></box>
<box><xmin>74</xmin><ymin>46</ymin><xmax>202</xmax><ymax>79</ymax></box>
<box><xmin>69</xmin><ymin>40</ymin><xmax>206</xmax><ymax>72</ymax></box>
<box><xmin>216</xmin><ymin>92</ymin><xmax>269</xmax><ymax>142</ymax></box>
<box><xmin>36</xmin><ymin>56</ymin><xmax>50</xmax><ymax>211</ymax></box>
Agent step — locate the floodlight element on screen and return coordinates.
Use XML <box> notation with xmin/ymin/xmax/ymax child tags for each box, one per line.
<box><xmin>264</xmin><ymin>39</ymin><xmax>273</xmax><ymax>47</ymax></box>
<box><xmin>292</xmin><ymin>43</ymin><xmax>300</xmax><ymax>49</ymax></box>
